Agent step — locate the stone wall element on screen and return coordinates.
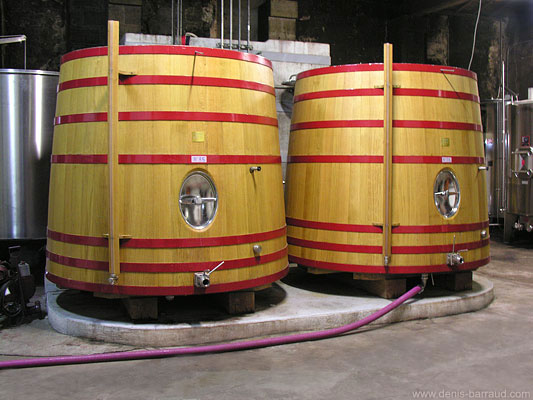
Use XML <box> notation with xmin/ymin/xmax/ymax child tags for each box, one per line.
<box><xmin>1</xmin><ymin>1</ymin><xmax>531</xmax><ymax>97</ymax></box>
<box><xmin>1</xmin><ymin>0</ymin><xmax>66</xmax><ymax>70</ymax></box>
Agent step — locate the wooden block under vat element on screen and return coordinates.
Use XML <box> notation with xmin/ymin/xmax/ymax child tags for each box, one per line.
<box><xmin>219</xmin><ymin>291</ymin><xmax>255</xmax><ymax>315</ymax></box>
<box><xmin>122</xmin><ymin>297</ymin><xmax>158</xmax><ymax>320</ymax></box>
<box><xmin>433</xmin><ymin>271</ymin><xmax>473</xmax><ymax>292</ymax></box>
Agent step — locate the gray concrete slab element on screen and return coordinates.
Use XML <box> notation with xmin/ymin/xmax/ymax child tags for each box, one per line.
<box><xmin>42</xmin><ymin>268</ymin><xmax>493</xmax><ymax>348</ymax></box>
<box><xmin>1</xmin><ymin>236</ymin><xmax>532</xmax><ymax>400</ymax></box>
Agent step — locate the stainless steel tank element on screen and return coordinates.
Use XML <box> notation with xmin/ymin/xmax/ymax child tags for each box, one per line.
<box><xmin>508</xmin><ymin>99</ymin><xmax>533</xmax><ymax>217</ymax></box>
<box><xmin>0</xmin><ymin>69</ymin><xmax>59</xmax><ymax>239</ymax></box>
<box><xmin>481</xmin><ymin>100</ymin><xmax>511</xmax><ymax>220</ymax></box>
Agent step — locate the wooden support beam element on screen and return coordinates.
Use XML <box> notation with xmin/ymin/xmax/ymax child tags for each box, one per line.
<box><xmin>107</xmin><ymin>20</ymin><xmax>121</xmax><ymax>285</ymax></box>
<box><xmin>382</xmin><ymin>43</ymin><xmax>393</xmax><ymax>268</ymax></box>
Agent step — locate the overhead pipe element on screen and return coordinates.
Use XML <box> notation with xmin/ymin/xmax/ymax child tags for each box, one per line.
<box><xmin>246</xmin><ymin>0</ymin><xmax>250</xmax><ymax>52</ymax></box>
<box><xmin>220</xmin><ymin>0</ymin><xmax>224</xmax><ymax>48</ymax></box>
<box><xmin>0</xmin><ymin>282</ymin><xmax>424</xmax><ymax>370</ymax></box>
<box><xmin>238</xmin><ymin>0</ymin><xmax>241</xmax><ymax>50</ymax></box>
<box><xmin>229</xmin><ymin>0</ymin><xmax>233</xmax><ymax>48</ymax></box>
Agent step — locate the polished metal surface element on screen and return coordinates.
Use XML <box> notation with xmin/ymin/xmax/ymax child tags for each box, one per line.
<box><xmin>508</xmin><ymin>100</ymin><xmax>533</xmax><ymax>216</ymax></box>
<box><xmin>0</xmin><ymin>69</ymin><xmax>59</xmax><ymax>239</ymax></box>
<box><xmin>434</xmin><ymin>169</ymin><xmax>460</xmax><ymax>218</ymax></box>
<box><xmin>481</xmin><ymin>100</ymin><xmax>512</xmax><ymax>219</ymax></box>
<box><xmin>179</xmin><ymin>172</ymin><xmax>218</xmax><ymax>229</ymax></box>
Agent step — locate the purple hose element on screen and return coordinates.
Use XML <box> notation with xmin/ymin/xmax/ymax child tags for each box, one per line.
<box><xmin>0</xmin><ymin>285</ymin><xmax>422</xmax><ymax>370</ymax></box>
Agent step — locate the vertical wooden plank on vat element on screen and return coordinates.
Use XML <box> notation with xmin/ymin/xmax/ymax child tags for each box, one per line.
<box><xmin>107</xmin><ymin>20</ymin><xmax>121</xmax><ymax>285</ymax></box>
<box><xmin>382</xmin><ymin>43</ymin><xmax>393</xmax><ymax>267</ymax></box>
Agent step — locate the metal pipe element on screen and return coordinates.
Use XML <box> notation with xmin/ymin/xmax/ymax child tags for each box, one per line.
<box><xmin>238</xmin><ymin>0</ymin><xmax>241</xmax><ymax>50</ymax></box>
<box><xmin>176</xmin><ymin>0</ymin><xmax>182</xmax><ymax>43</ymax></box>
<box><xmin>179</xmin><ymin>0</ymin><xmax>183</xmax><ymax>41</ymax></box>
<box><xmin>0</xmin><ymin>284</ymin><xmax>423</xmax><ymax>369</ymax></box>
<box><xmin>1</xmin><ymin>0</ymin><xmax>5</xmax><ymax>67</ymax></box>
<box><xmin>221</xmin><ymin>0</ymin><xmax>224</xmax><ymax>48</ymax></box>
<box><xmin>171</xmin><ymin>0</ymin><xmax>174</xmax><ymax>44</ymax></box>
<box><xmin>230</xmin><ymin>0</ymin><xmax>233</xmax><ymax>48</ymax></box>
<box><xmin>501</xmin><ymin>60</ymin><xmax>506</xmax><ymax>213</ymax></box>
<box><xmin>247</xmin><ymin>0</ymin><xmax>250</xmax><ymax>52</ymax></box>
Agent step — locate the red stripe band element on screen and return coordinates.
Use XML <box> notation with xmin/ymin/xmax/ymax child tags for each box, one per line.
<box><xmin>288</xmin><ymin>155</ymin><xmax>383</xmax><ymax>163</ymax></box>
<box><xmin>287</xmin><ymin>155</ymin><xmax>484</xmax><ymax>164</ymax></box>
<box><xmin>118</xmin><ymin>154</ymin><xmax>282</xmax><ymax>164</ymax></box>
<box><xmin>297</xmin><ymin>63</ymin><xmax>476</xmax><ymax>80</ymax></box>
<box><xmin>297</xmin><ymin>64</ymin><xmax>385</xmax><ymax>79</ymax></box>
<box><xmin>60</xmin><ymin>46</ymin><xmax>273</xmax><ymax>69</ymax></box>
<box><xmin>392</xmin><ymin>156</ymin><xmax>484</xmax><ymax>164</ymax></box>
<box><xmin>286</xmin><ymin>217</ymin><xmax>383</xmax><ymax>233</ymax></box>
<box><xmin>287</xmin><ymin>237</ymin><xmax>489</xmax><ymax>255</ymax></box>
<box><xmin>392</xmin><ymin>221</ymin><xmax>489</xmax><ymax>234</ymax></box>
<box><xmin>291</xmin><ymin>120</ymin><xmax>383</xmax><ymax>130</ymax></box>
<box><xmin>293</xmin><ymin>88</ymin><xmax>479</xmax><ymax>103</ymax></box>
<box><xmin>58</xmin><ymin>75</ymin><xmax>275</xmax><ymax>95</ymax></box>
<box><xmin>46</xmin><ymin>246</ymin><xmax>288</xmax><ymax>273</ymax></box>
<box><xmin>294</xmin><ymin>88</ymin><xmax>383</xmax><ymax>102</ymax></box>
<box><xmin>51</xmin><ymin>154</ymin><xmax>282</xmax><ymax>165</ymax></box>
<box><xmin>54</xmin><ymin>113</ymin><xmax>107</xmax><ymax>125</ymax></box>
<box><xmin>58</xmin><ymin>77</ymin><xmax>108</xmax><ymax>91</ymax></box>
<box><xmin>288</xmin><ymin>237</ymin><xmax>381</xmax><ymax>254</ymax></box>
<box><xmin>47</xmin><ymin>227</ymin><xmax>287</xmax><ymax>248</ymax></box>
<box><xmin>45</xmin><ymin>267</ymin><xmax>288</xmax><ymax>296</ymax></box>
<box><xmin>55</xmin><ymin>112</ymin><xmax>278</xmax><ymax>126</ymax></box>
<box><xmin>393</xmin><ymin>120</ymin><xmax>482</xmax><ymax>132</ymax></box>
<box><xmin>51</xmin><ymin>154</ymin><xmax>107</xmax><ymax>164</ymax></box>
<box><xmin>395</xmin><ymin>88</ymin><xmax>480</xmax><ymax>102</ymax></box>
<box><xmin>290</xmin><ymin>119</ymin><xmax>482</xmax><ymax>132</ymax></box>
<box><xmin>48</xmin><ymin>229</ymin><xmax>107</xmax><ymax>246</ymax></box>
<box><xmin>287</xmin><ymin>217</ymin><xmax>489</xmax><ymax>234</ymax></box>
<box><xmin>392</xmin><ymin>238</ymin><xmax>489</xmax><ymax>254</ymax></box>
<box><xmin>289</xmin><ymin>255</ymin><xmax>489</xmax><ymax>274</ymax></box>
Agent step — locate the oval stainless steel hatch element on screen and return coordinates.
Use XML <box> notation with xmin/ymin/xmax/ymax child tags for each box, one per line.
<box><xmin>434</xmin><ymin>169</ymin><xmax>461</xmax><ymax>218</ymax></box>
<box><xmin>179</xmin><ymin>172</ymin><xmax>218</xmax><ymax>229</ymax></box>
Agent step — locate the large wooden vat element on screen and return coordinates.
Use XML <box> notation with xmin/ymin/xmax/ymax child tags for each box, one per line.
<box><xmin>286</xmin><ymin>63</ymin><xmax>489</xmax><ymax>274</ymax></box>
<box><xmin>46</xmin><ymin>46</ymin><xmax>288</xmax><ymax>295</ymax></box>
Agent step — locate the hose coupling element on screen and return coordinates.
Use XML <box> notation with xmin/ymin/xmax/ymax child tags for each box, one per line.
<box><xmin>419</xmin><ymin>273</ymin><xmax>429</xmax><ymax>293</ymax></box>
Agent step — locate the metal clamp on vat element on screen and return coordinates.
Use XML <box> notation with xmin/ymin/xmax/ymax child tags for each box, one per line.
<box><xmin>249</xmin><ymin>166</ymin><xmax>261</xmax><ymax>173</ymax></box>
<box><xmin>194</xmin><ymin>261</ymin><xmax>225</xmax><ymax>288</ymax></box>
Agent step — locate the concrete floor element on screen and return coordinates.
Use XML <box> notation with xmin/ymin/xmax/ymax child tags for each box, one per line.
<box><xmin>1</xmin><ymin>234</ymin><xmax>533</xmax><ymax>400</ymax></box>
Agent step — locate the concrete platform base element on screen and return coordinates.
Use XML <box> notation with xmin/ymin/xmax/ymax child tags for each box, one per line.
<box><xmin>46</xmin><ymin>269</ymin><xmax>494</xmax><ymax>347</ymax></box>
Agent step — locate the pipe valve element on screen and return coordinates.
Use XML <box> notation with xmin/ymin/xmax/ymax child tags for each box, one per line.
<box><xmin>194</xmin><ymin>261</ymin><xmax>224</xmax><ymax>288</ymax></box>
<box><xmin>446</xmin><ymin>235</ymin><xmax>467</xmax><ymax>267</ymax></box>
<box><xmin>250</xmin><ymin>166</ymin><xmax>261</xmax><ymax>173</ymax></box>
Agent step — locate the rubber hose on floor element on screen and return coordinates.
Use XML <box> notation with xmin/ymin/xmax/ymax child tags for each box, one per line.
<box><xmin>0</xmin><ymin>285</ymin><xmax>422</xmax><ymax>370</ymax></box>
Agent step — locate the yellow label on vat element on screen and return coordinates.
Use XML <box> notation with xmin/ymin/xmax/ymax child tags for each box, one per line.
<box><xmin>441</xmin><ymin>138</ymin><xmax>450</xmax><ymax>147</ymax></box>
<box><xmin>192</xmin><ymin>131</ymin><xmax>205</xmax><ymax>142</ymax></box>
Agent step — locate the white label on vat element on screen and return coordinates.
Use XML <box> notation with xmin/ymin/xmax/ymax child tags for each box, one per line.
<box><xmin>442</xmin><ymin>157</ymin><xmax>452</xmax><ymax>163</ymax></box>
<box><xmin>522</xmin><ymin>180</ymin><xmax>528</xmax><ymax>185</ymax></box>
<box><xmin>191</xmin><ymin>155</ymin><xmax>207</xmax><ymax>163</ymax></box>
